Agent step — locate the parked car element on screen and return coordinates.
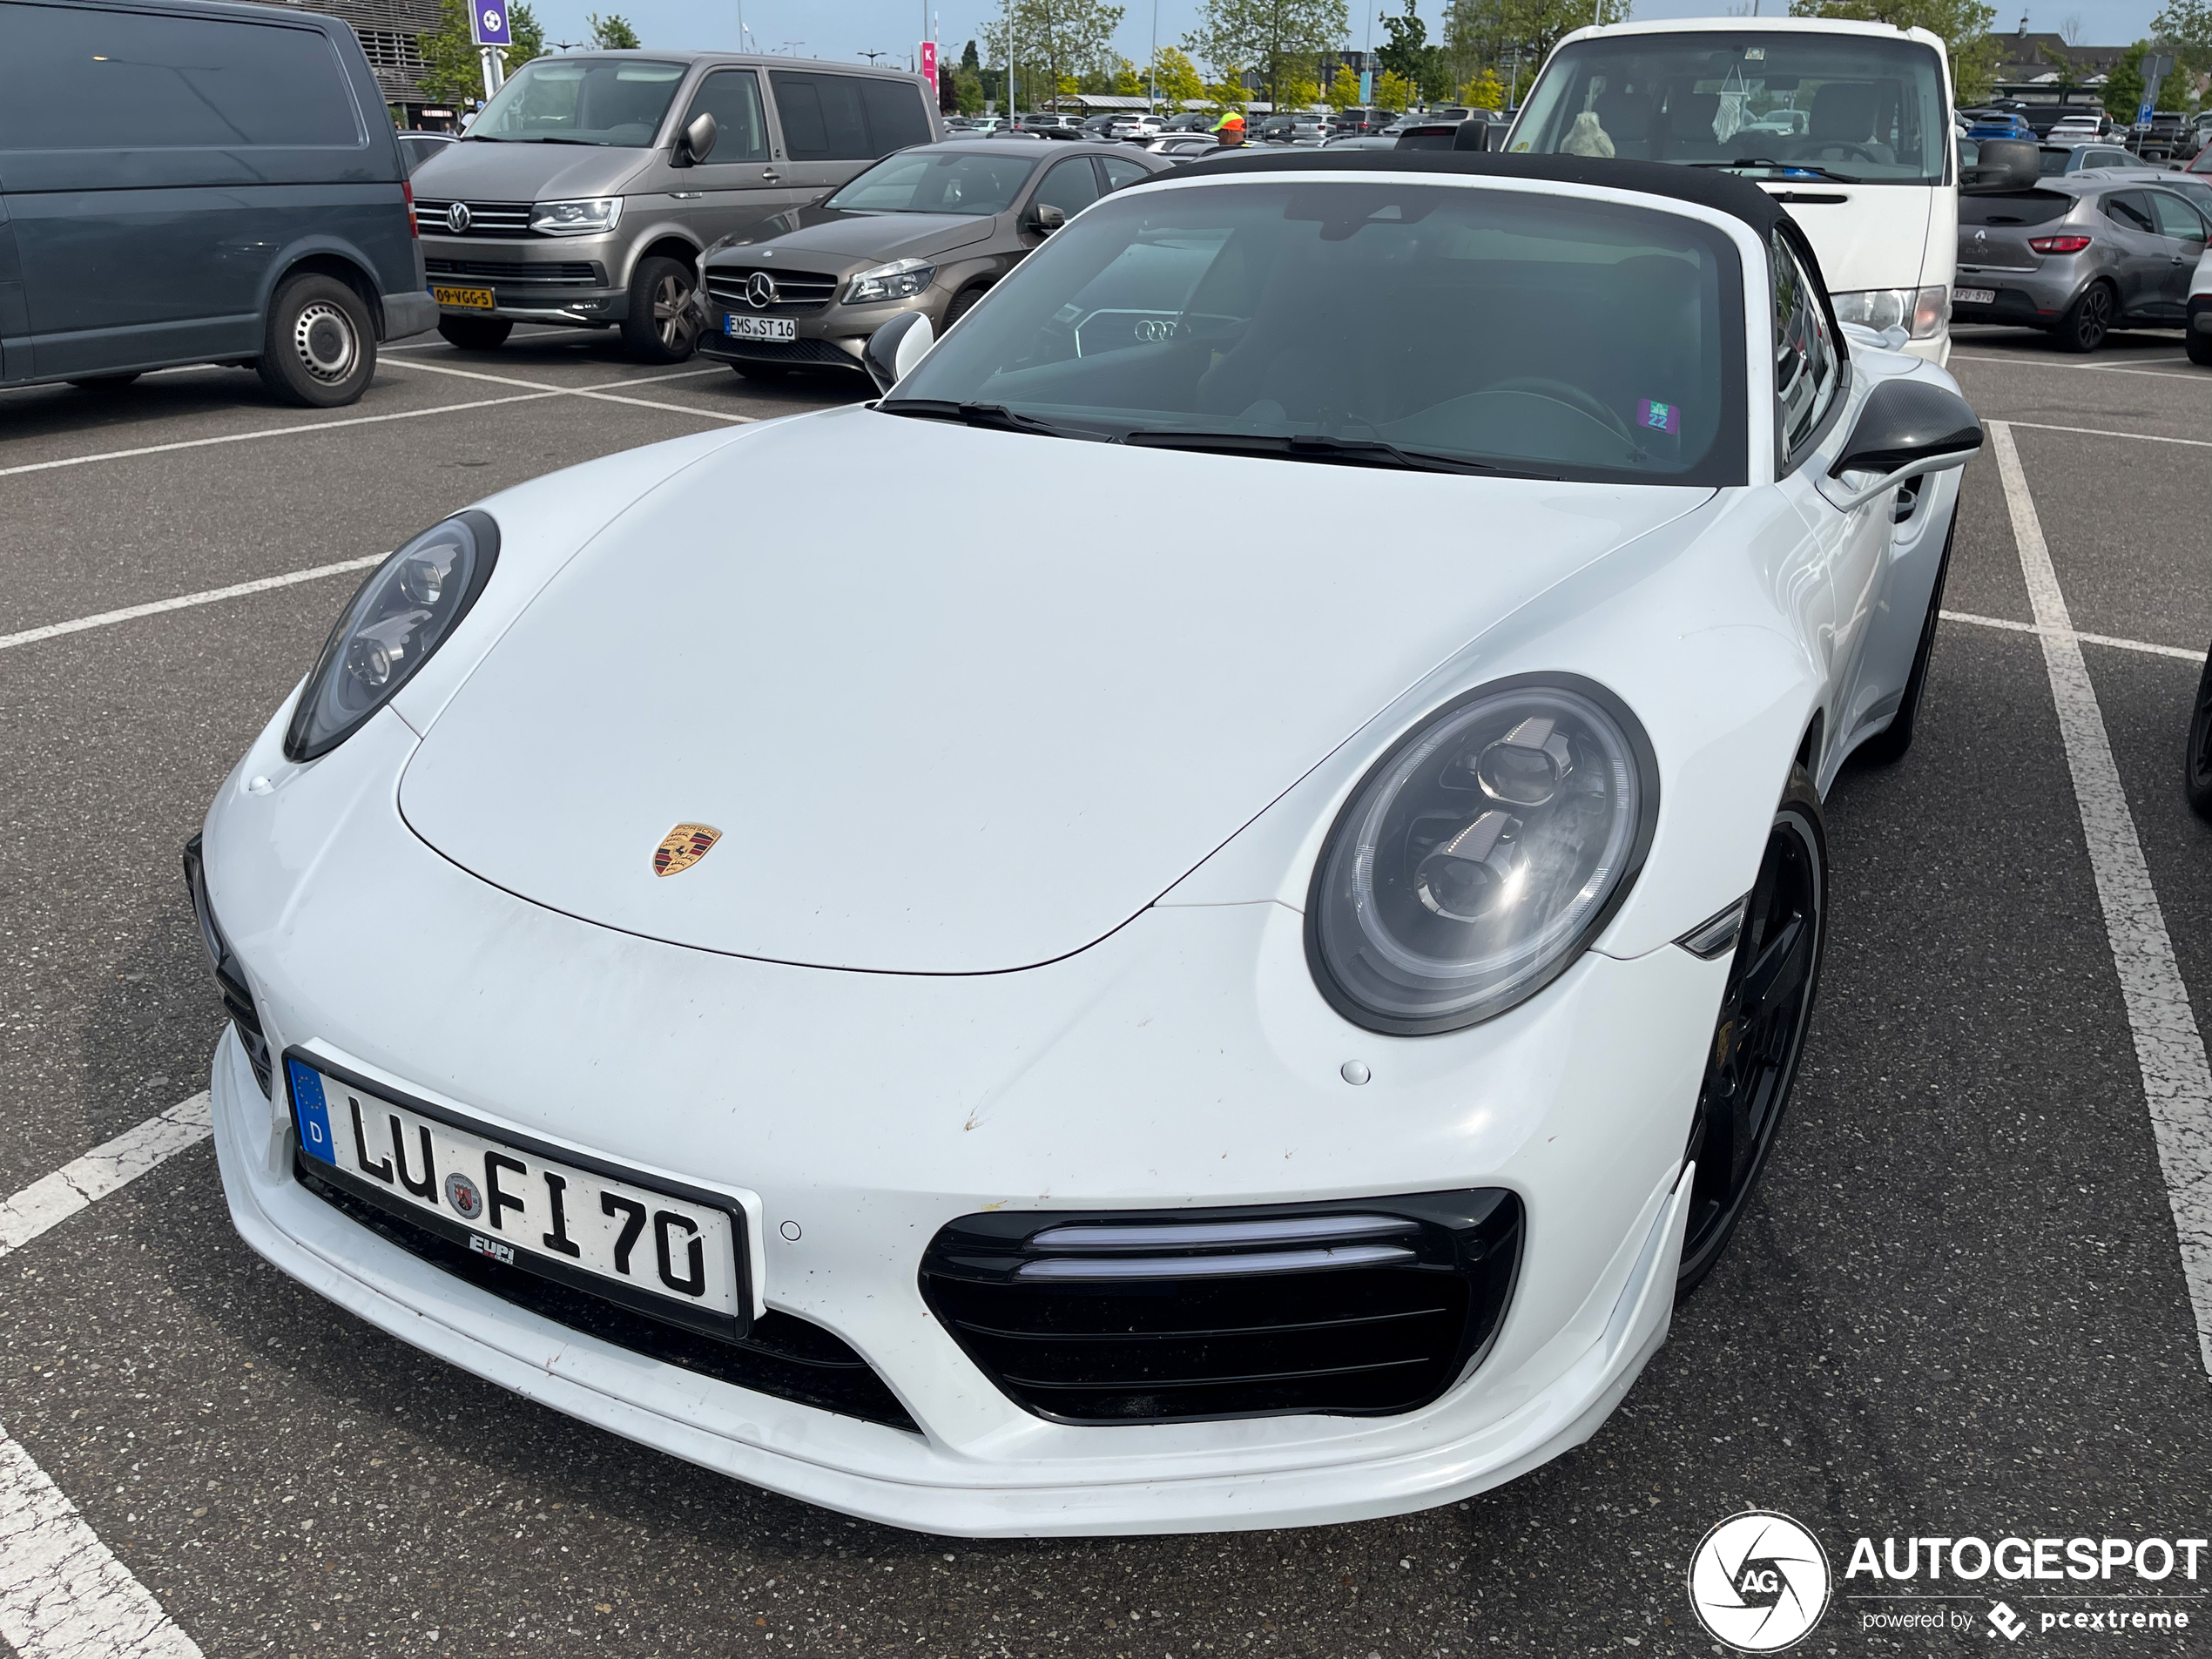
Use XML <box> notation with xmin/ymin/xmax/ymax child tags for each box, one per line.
<box><xmin>410</xmin><ymin>53</ymin><xmax>939</xmax><ymax>362</ymax></box>
<box><xmin>1106</xmin><ymin>112</ymin><xmax>1166</xmax><ymax>140</ymax></box>
<box><xmin>1014</xmin><ymin>111</ymin><xmax>1082</xmax><ymax>138</ymax></box>
<box><xmin>0</xmin><ymin>0</ymin><xmax>432</xmax><ymax>405</ymax></box>
<box><xmin>1953</xmin><ymin>176</ymin><xmax>2210</xmax><ymax>350</ymax></box>
<box><xmin>1160</xmin><ymin>111</ymin><xmax>1216</xmax><ymax>133</ymax></box>
<box><xmin>396</xmin><ymin>130</ymin><xmax>458</xmax><ymax>174</ymax></box>
<box><xmin>1256</xmin><ymin>114</ymin><xmax>1301</xmax><ymax>143</ymax></box>
<box><xmin>1966</xmin><ymin>110</ymin><xmax>2035</xmax><ymax>141</ymax></box>
<box><xmin>2135</xmin><ymin>111</ymin><xmax>2190</xmax><ymax>161</ymax></box>
<box><xmin>1329</xmin><ymin>106</ymin><xmax>1400</xmax><ymax>134</ymax></box>
<box><xmin>1077</xmin><ymin>113</ymin><xmax>1121</xmax><ymax>138</ymax></box>
<box><xmin>2185</xmin><ymin>238</ymin><xmax>2212</xmax><ymax>365</ymax></box>
<box><xmin>693</xmin><ymin>140</ymin><xmax>1169</xmax><ymax>381</ymax></box>
<box><xmin>1142</xmin><ymin>134</ymin><xmax>1225</xmax><ymax>162</ymax></box>
<box><xmin>2040</xmin><ymin>141</ymin><xmax>2139</xmax><ymax>174</ymax></box>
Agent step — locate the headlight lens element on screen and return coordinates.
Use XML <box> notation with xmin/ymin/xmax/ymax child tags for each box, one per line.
<box><xmin>1830</xmin><ymin>286</ymin><xmax>1949</xmax><ymax>339</ymax></box>
<box><xmin>283</xmin><ymin>512</ymin><xmax>499</xmax><ymax>762</ymax></box>
<box><xmin>846</xmin><ymin>257</ymin><xmax>937</xmax><ymax>303</ymax></box>
<box><xmin>1307</xmin><ymin>676</ymin><xmax>1657</xmax><ymax>1034</ymax></box>
<box><xmin>529</xmin><ymin>197</ymin><xmax>623</xmax><ymax>235</ymax></box>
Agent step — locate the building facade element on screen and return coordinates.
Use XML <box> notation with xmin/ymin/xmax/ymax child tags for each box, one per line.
<box><xmin>272</xmin><ymin>0</ymin><xmax>454</xmax><ymax>128</ymax></box>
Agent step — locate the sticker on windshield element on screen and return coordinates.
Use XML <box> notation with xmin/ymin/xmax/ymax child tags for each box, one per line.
<box><xmin>1638</xmin><ymin>399</ymin><xmax>1683</xmax><ymax>435</ymax></box>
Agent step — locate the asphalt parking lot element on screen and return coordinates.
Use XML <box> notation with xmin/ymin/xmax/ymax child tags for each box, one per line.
<box><xmin>3</xmin><ymin>319</ymin><xmax>2211</xmax><ymax>1657</ymax></box>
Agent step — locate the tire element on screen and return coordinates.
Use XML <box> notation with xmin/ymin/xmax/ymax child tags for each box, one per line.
<box><xmin>2188</xmin><ymin>327</ymin><xmax>2212</xmax><ymax>366</ymax></box>
<box><xmin>2054</xmin><ymin>281</ymin><xmax>2115</xmax><ymax>353</ymax></box>
<box><xmin>1676</xmin><ymin>768</ymin><xmax>1828</xmax><ymax>1296</ymax></box>
<box><xmin>68</xmin><ymin>372</ymin><xmax>142</xmax><ymax>391</ymax></box>
<box><xmin>730</xmin><ymin>361</ymin><xmax>788</xmax><ymax>381</ymax></box>
<box><xmin>437</xmin><ymin>315</ymin><xmax>512</xmax><ymax>352</ymax></box>
<box><xmin>2184</xmin><ymin>644</ymin><xmax>2212</xmax><ymax>821</ymax></box>
<box><xmin>257</xmin><ymin>273</ymin><xmax>375</xmax><ymax>408</ymax></box>
<box><xmin>619</xmin><ymin>255</ymin><xmax>699</xmax><ymax>364</ymax></box>
<box><xmin>1854</xmin><ymin>515</ymin><xmax>1955</xmax><ymax>765</ymax></box>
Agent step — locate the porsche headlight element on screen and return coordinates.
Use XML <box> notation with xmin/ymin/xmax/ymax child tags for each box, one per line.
<box><xmin>846</xmin><ymin>258</ymin><xmax>936</xmax><ymax>304</ymax></box>
<box><xmin>283</xmin><ymin>512</ymin><xmax>499</xmax><ymax>762</ymax></box>
<box><xmin>1307</xmin><ymin>676</ymin><xmax>1658</xmax><ymax>1034</ymax></box>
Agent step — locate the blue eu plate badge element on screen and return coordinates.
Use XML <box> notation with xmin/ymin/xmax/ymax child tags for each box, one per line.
<box><xmin>289</xmin><ymin>1059</ymin><xmax>337</xmax><ymax>1164</ymax></box>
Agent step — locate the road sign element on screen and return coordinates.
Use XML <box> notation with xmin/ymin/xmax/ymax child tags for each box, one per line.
<box><xmin>921</xmin><ymin>39</ymin><xmax>937</xmax><ymax>91</ymax></box>
<box><xmin>470</xmin><ymin>3</ymin><xmax>509</xmax><ymax>47</ymax></box>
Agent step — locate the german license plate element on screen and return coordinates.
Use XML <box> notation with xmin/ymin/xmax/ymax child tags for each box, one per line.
<box><xmin>431</xmin><ymin>285</ymin><xmax>496</xmax><ymax>310</ymax></box>
<box><xmin>725</xmin><ymin>314</ymin><xmax>796</xmax><ymax>341</ymax></box>
<box><xmin>1954</xmin><ymin>287</ymin><xmax>1996</xmax><ymax>306</ymax></box>
<box><xmin>287</xmin><ymin>1055</ymin><xmax>750</xmax><ymax>1338</ymax></box>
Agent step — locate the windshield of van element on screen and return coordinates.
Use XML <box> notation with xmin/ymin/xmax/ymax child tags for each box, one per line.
<box><xmin>826</xmin><ymin>150</ymin><xmax>1037</xmax><ymax>215</ymax></box>
<box><xmin>1511</xmin><ymin>31</ymin><xmax>1947</xmax><ymax>185</ymax></box>
<box><xmin>881</xmin><ymin>180</ymin><xmax>1746</xmax><ymax>486</ymax></box>
<box><xmin>469</xmin><ymin>57</ymin><xmax>686</xmax><ymax>146</ymax></box>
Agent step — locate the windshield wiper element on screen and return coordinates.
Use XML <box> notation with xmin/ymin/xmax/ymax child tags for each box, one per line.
<box><xmin>876</xmin><ymin>399</ymin><xmax>1090</xmax><ymax>438</ymax></box>
<box><xmin>1118</xmin><ymin>429</ymin><xmax>1549</xmax><ymax>478</ymax></box>
<box><xmin>1690</xmin><ymin>158</ymin><xmax>1862</xmax><ymax>183</ymax></box>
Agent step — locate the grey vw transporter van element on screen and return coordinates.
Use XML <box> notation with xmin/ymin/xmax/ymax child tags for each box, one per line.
<box><xmin>0</xmin><ymin>0</ymin><xmax>431</xmax><ymax>407</ymax></box>
<box><xmin>412</xmin><ymin>53</ymin><xmax>940</xmax><ymax>361</ymax></box>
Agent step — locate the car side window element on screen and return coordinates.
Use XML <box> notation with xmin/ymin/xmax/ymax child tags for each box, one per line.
<box><xmin>1033</xmin><ymin>157</ymin><xmax>1104</xmax><ymax>218</ymax></box>
<box><xmin>1772</xmin><ymin>234</ymin><xmax>1840</xmax><ymax>469</ymax></box>
<box><xmin>2103</xmin><ymin>192</ymin><xmax>2156</xmax><ymax>233</ymax></box>
<box><xmin>680</xmin><ymin>70</ymin><xmax>770</xmax><ymax>163</ymax></box>
<box><xmin>0</xmin><ymin>2</ymin><xmax>361</xmax><ymax>149</ymax></box>
<box><xmin>2148</xmin><ymin>190</ymin><xmax>2209</xmax><ymax>241</ymax></box>
<box><xmin>1099</xmin><ymin>156</ymin><xmax>1152</xmax><ymax>192</ymax></box>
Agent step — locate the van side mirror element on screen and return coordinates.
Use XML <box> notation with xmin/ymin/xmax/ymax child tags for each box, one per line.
<box><xmin>863</xmin><ymin>310</ymin><xmax>934</xmax><ymax>395</ymax></box>
<box><xmin>676</xmin><ymin>111</ymin><xmax>718</xmax><ymax>167</ymax></box>
<box><xmin>1960</xmin><ymin>137</ymin><xmax>2037</xmax><ymax>192</ymax></box>
<box><xmin>1026</xmin><ymin>202</ymin><xmax>1067</xmax><ymax>234</ymax></box>
<box><xmin>1822</xmin><ymin>379</ymin><xmax>1982</xmax><ymax>509</ymax></box>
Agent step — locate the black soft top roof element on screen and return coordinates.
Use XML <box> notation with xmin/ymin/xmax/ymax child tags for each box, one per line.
<box><xmin>1170</xmin><ymin>149</ymin><xmax>1791</xmax><ymax>242</ymax></box>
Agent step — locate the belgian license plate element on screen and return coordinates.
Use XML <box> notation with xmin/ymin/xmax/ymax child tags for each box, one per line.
<box><xmin>725</xmin><ymin>314</ymin><xmax>796</xmax><ymax>341</ymax></box>
<box><xmin>431</xmin><ymin>285</ymin><xmax>496</xmax><ymax>310</ymax></box>
<box><xmin>287</xmin><ymin>1055</ymin><xmax>750</xmax><ymax>1337</ymax></box>
<box><xmin>1954</xmin><ymin>287</ymin><xmax>1996</xmax><ymax>306</ymax></box>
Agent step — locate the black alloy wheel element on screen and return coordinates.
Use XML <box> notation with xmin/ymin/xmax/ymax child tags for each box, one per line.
<box><xmin>2054</xmin><ymin>281</ymin><xmax>2114</xmax><ymax>353</ymax></box>
<box><xmin>621</xmin><ymin>255</ymin><xmax>699</xmax><ymax>364</ymax></box>
<box><xmin>1676</xmin><ymin>769</ymin><xmax>1828</xmax><ymax>1294</ymax></box>
<box><xmin>1855</xmin><ymin>516</ymin><xmax>1954</xmax><ymax>765</ymax></box>
<box><xmin>2182</xmin><ymin>644</ymin><xmax>2212</xmax><ymax>821</ymax></box>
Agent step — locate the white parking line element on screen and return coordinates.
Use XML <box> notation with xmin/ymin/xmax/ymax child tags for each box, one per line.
<box><xmin>0</xmin><ymin>1095</ymin><xmax>212</xmax><ymax>1256</ymax></box>
<box><xmin>377</xmin><ymin>358</ymin><xmax>757</xmax><ymax>423</ymax></box>
<box><xmin>0</xmin><ymin>1420</ymin><xmax>204</xmax><ymax>1659</ymax></box>
<box><xmin>1991</xmin><ymin>420</ymin><xmax>2212</xmax><ymax>1378</ymax></box>
<box><xmin>1951</xmin><ymin>351</ymin><xmax>2205</xmax><ymax>382</ymax></box>
<box><xmin>0</xmin><ymin>1096</ymin><xmax>214</xmax><ymax>1656</ymax></box>
<box><xmin>1942</xmin><ymin>609</ymin><xmax>2205</xmax><ymax>663</ymax></box>
<box><xmin>2002</xmin><ymin>419</ymin><xmax>2212</xmax><ymax>450</ymax></box>
<box><xmin>0</xmin><ymin>560</ymin><xmax>381</xmax><ymax>654</ymax></box>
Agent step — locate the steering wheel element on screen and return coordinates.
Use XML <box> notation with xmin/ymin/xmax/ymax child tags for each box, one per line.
<box><xmin>1481</xmin><ymin>377</ymin><xmax>1638</xmax><ymax>446</ymax></box>
<box><xmin>1799</xmin><ymin>139</ymin><xmax>1884</xmax><ymax>164</ymax></box>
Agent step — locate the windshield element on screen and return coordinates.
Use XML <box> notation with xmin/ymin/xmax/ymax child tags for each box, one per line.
<box><xmin>469</xmin><ymin>57</ymin><xmax>685</xmax><ymax>146</ymax></box>
<box><xmin>1512</xmin><ymin>31</ymin><xmax>1948</xmax><ymax>185</ymax></box>
<box><xmin>884</xmin><ymin>179</ymin><xmax>1745</xmax><ymax>485</ymax></box>
<box><xmin>826</xmin><ymin>149</ymin><xmax>1035</xmax><ymax>215</ymax></box>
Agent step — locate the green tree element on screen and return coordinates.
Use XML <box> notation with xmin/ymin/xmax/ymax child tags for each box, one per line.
<box><xmin>1205</xmin><ymin>62</ymin><xmax>1252</xmax><ymax>109</ymax></box>
<box><xmin>417</xmin><ymin>0</ymin><xmax>485</xmax><ymax>110</ymax></box>
<box><xmin>1377</xmin><ymin>1</ymin><xmax>1428</xmax><ymax>84</ymax></box>
<box><xmin>1376</xmin><ymin>66</ymin><xmax>1416</xmax><ymax>108</ymax></box>
<box><xmin>1112</xmin><ymin>56</ymin><xmax>1145</xmax><ymax>96</ymax></box>
<box><xmin>989</xmin><ymin>0</ymin><xmax>1125</xmax><ymax>111</ymax></box>
<box><xmin>2104</xmin><ymin>40</ymin><xmax>2151</xmax><ymax>123</ymax></box>
<box><xmin>1277</xmin><ymin>58</ymin><xmax>1322</xmax><ymax>107</ymax></box>
<box><xmin>961</xmin><ymin>37</ymin><xmax>981</xmax><ymax>72</ymax></box>
<box><xmin>587</xmin><ymin>11</ymin><xmax>640</xmax><ymax>50</ymax></box>
<box><xmin>1446</xmin><ymin>0</ymin><xmax>1630</xmax><ymax>84</ymax></box>
<box><xmin>1788</xmin><ymin>0</ymin><xmax>1999</xmax><ymax>102</ymax></box>
<box><xmin>1184</xmin><ymin>0</ymin><xmax>1351</xmax><ymax>109</ymax></box>
<box><xmin>502</xmin><ymin>1</ymin><xmax>543</xmax><ymax>70</ymax></box>
<box><xmin>1150</xmin><ymin>45</ymin><xmax>1209</xmax><ymax>106</ymax></box>
<box><xmin>1462</xmin><ymin>65</ymin><xmax>1506</xmax><ymax>109</ymax></box>
<box><xmin>955</xmin><ymin>71</ymin><xmax>987</xmax><ymax>114</ymax></box>
<box><xmin>1326</xmin><ymin>61</ymin><xmax>1362</xmax><ymax>106</ymax></box>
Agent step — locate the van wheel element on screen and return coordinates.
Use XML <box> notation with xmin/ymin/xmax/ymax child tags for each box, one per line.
<box><xmin>438</xmin><ymin>316</ymin><xmax>513</xmax><ymax>352</ymax></box>
<box><xmin>259</xmin><ymin>274</ymin><xmax>375</xmax><ymax>407</ymax></box>
<box><xmin>2054</xmin><ymin>281</ymin><xmax>2114</xmax><ymax>353</ymax></box>
<box><xmin>68</xmin><ymin>373</ymin><xmax>142</xmax><ymax>392</ymax></box>
<box><xmin>621</xmin><ymin>256</ymin><xmax>699</xmax><ymax>364</ymax></box>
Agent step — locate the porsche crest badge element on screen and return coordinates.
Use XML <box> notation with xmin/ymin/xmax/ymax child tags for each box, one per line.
<box><xmin>653</xmin><ymin>823</ymin><xmax>721</xmax><ymax>878</ymax></box>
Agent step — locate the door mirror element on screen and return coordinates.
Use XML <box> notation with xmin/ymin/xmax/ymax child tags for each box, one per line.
<box><xmin>1960</xmin><ymin>138</ymin><xmax>2038</xmax><ymax>193</ymax></box>
<box><xmin>1824</xmin><ymin>380</ymin><xmax>1983</xmax><ymax>509</ymax></box>
<box><xmin>1453</xmin><ymin>118</ymin><xmax>1490</xmax><ymax>152</ymax></box>
<box><xmin>1026</xmin><ymin>202</ymin><xmax>1067</xmax><ymax>234</ymax></box>
<box><xmin>677</xmin><ymin>111</ymin><xmax>718</xmax><ymax>166</ymax></box>
<box><xmin>863</xmin><ymin>309</ymin><xmax>934</xmax><ymax>395</ymax></box>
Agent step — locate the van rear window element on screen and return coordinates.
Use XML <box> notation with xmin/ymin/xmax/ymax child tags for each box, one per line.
<box><xmin>0</xmin><ymin>3</ymin><xmax>361</xmax><ymax>150</ymax></box>
<box><xmin>771</xmin><ymin>71</ymin><xmax>929</xmax><ymax>160</ymax></box>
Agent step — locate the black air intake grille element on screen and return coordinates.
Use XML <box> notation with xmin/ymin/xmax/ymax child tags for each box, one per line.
<box><xmin>699</xmin><ymin>334</ymin><xmax>861</xmax><ymax>368</ymax></box>
<box><xmin>424</xmin><ymin>258</ymin><xmax>602</xmax><ymax>285</ymax></box>
<box><xmin>920</xmin><ymin>1191</ymin><xmax>1521</xmax><ymax>1424</ymax></box>
<box><xmin>299</xmin><ymin>1163</ymin><xmax>918</xmax><ymax>1432</ymax></box>
<box><xmin>182</xmin><ymin>834</ymin><xmax>273</xmax><ymax>1098</ymax></box>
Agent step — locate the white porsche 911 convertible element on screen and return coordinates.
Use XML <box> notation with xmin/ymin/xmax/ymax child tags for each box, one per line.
<box><xmin>189</xmin><ymin>152</ymin><xmax>1979</xmax><ymax>1535</ymax></box>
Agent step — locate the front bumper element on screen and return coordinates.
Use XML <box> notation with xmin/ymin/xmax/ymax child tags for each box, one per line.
<box><xmin>381</xmin><ymin>289</ymin><xmax>439</xmax><ymax>341</ymax></box>
<box><xmin>694</xmin><ymin>279</ymin><xmax>943</xmax><ymax>375</ymax></box>
<box><xmin>200</xmin><ymin>705</ymin><xmax>1723</xmax><ymax>1534</ymax></box>
<box><xmin>420</xmin><ymin>234</ymin><xmax>627</xmax><ymax>327</ymax></box>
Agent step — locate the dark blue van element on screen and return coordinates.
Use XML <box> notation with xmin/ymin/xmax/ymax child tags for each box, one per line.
<box><xmin>0</xmin><ymin>0</ymin><xmax>433</xmax><ymax>406</ymax></box>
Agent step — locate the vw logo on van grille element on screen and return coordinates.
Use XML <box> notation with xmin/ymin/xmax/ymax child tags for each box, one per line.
<box><xmin>445</xmin><ymin>201</ymin><xmax>472</xmax><ymax>233</ymax></box>
<box><xmin>745</xmin><ymin>272</ymin><xmax>777</xmax><ymax>309</ymax></box>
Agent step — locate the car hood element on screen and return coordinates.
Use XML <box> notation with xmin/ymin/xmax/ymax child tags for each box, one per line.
<box><xmin>712</xmin><ymin>207</ymin><xmax>999</xmax><ymax>266</ymax></box>
<box><xmin>410</xmin><ymin>139</ymin><xmax>650</xmax><ymax>201</ymax></box>
<box><xmin>398</xmin><ymin>407</ymin><xmax>1711</xmax><ymax>973</ymax></box>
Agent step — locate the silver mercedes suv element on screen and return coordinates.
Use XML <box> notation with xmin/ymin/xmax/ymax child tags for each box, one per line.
<box><xmin>409</xmin><ymin>52</ymin><xmax>940</xmax><ymax>362</ymax></box>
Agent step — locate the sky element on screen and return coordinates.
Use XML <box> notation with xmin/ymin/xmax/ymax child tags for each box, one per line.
<box><xmin>528</xmin><ymin>0</ymin><xmax>2171</xmax><ymax>68</ymax></box>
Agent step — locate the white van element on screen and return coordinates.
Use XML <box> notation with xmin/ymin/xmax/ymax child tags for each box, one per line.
<box><xmin>1507</xmin><ymin>18</ymin><xmax>1956</xmax><ymax>364</ymax></box>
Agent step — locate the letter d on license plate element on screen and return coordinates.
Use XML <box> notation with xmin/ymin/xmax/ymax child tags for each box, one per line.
<box><xmin>286</xmin><ymin>1053</ymin><xmax>752</xmax><ymax>1339</ymax></box>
